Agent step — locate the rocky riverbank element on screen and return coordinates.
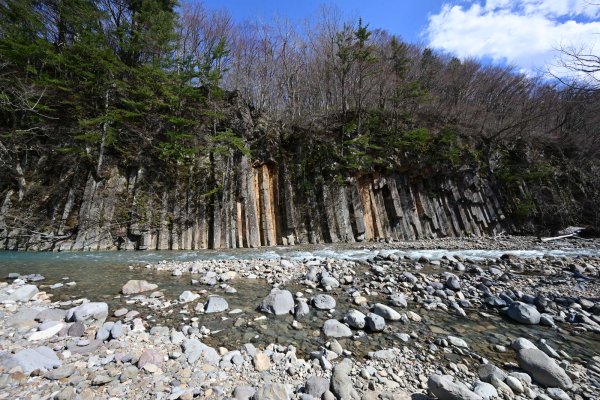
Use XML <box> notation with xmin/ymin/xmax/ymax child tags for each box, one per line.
<box><xmin>0</xmin><ymin>238</ymin><xmax>599</xmax><ymax>399</ymax></box>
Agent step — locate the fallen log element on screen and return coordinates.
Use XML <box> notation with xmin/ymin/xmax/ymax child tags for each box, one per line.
<box><xmin>540</xmin><ymin>233</ymin><xmax>577</xmax><ymax>242</ymax></box>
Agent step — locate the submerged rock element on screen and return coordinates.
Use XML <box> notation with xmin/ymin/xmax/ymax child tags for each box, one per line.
<box><xmin>322</xmin><ymin>319</ymin><xmax>352</xmax><ymax>338</ymax></box>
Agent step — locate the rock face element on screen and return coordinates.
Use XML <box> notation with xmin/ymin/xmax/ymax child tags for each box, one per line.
<box><xmin>259</xmin><ymin>289</ymin><xmax>294</xmax><ymax>315</ymax></box>
<box><xmin>517</xmin><ymin>348</ymin><xmax>573</xmax><ymax>389</ymax></box>
<box><xmin>0</xmin><ymin>158</ymin><xmax>513</xmax><ymax>251</ymax></box>
<box><xmin>121</xmin><ymin>280</ymin><xmax>158</xmax><ymax>295</ymax></box>
<box><xmin>506</xmin><ymin>302</ymin><xmax>541</xmax><ymax>324</ymax></box>
<box><xmin>427</xmin><ymin>374</ymin><xmax>484</xmax><ymax>400</ymax></box>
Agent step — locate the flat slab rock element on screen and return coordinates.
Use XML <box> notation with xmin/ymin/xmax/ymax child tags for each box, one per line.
<box><xmin>121</xmin><ymin>280</ymin><xmax>158</xmax><ymax>295</ymax></box>
<box><xmin>4</xmin><ymin>346</ymin><xmax>61</xmax><ymax>374</ymax></box>
<box><xmin>427</xmin><ymin>374</ymin><xmax>483</xmax><ymax>400</ymax></box>
<box><xmin>205</xmin><ymin>296</ymin><xmax>229</xmax><ymax>313</ymax></box>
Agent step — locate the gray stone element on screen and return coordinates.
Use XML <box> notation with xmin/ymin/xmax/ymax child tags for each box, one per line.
<box><xmin>538</xmin><ymin>339</ymin><xmax>560</xmax><ymax>358</ymax></box>
<box><xmin>6</xmin><ymin>346</ymin><xmax>61</xmax><ymax>374</ymax></box>
<box><xmin>7</xmin><ymin>285</ymin><xmax>39</xmax><ymax>302</ymax></box>
<box><xmin>96</xmin><ymin>326</ymin><xmax>110</xmax><ymax>341</ymax></box>
<box><xmin>331</xmin><ymin>359</ymin><xmax>359</xmax><ymax>400</ymax></box>
<box><xmin>182</xmin><ymin>338</ymin><xmax>220</xmax><ymax>364</ymax></box>
<box><xmin>473</xmin><ymin>381</ymin><xmax>498</xmax><ymax>400</ymax></box>
<box><xmin>366</xmin><ymin>312</ymin><xmax>385</xmax><ymax>332</ymax></box>
<box><xmin>390</xmin><ymin>293</ymin><xmax>408</xmax><ymax>308</ymax></box>
<box><xmin>179</xmin><ymin>290</ymin><xmax>199</xmax><ymax>303</ymax></box>
<box><xmin>445</xmin><ymin>274</ymin><xmax>461</xmax><ymax>290</ymax></box>
<box><xmin>517</xmin><ymin>348</ymin><xmax>572</xmax><ymax>389</ymax></box>
<box><xmin>540</xmin><ymin>314</ymin><xmax>556</xmax><ymax>327</ymax></box>
<box><xmin>67</xmin><ymin>339</ymin><xmax>102</xmax><ymax>354</ymax></box>
<box><xmin>138</xmin><ymin>348</ymin><xmax>163</xmax><ymax>368</ymax></box>
<box><xmin>28</xmin><ymin>321</ymin><xmax>64</xmax><ymax>341</ymax></box>
<box><xmin>546</xmin><ymin>388</ymin><xmax>571</xmax><ymax>400</ymax></box>
<box><xmin>321</xmin><ymin>277</ymin><xmax>340</xmax><ymax>289</ymax></box>
<box><xmin>35</xmin><ymin>308</ymin><xmax>66</xmax><ymax>323</ymax></box>
<box><xmin>38</xmin><ymin>320</ymin><xmax>62</xmax><ymax>331</ymax></box>
<box><xmin>323</xmin><ymin>319</ymin><xmax>352</xmax><ymax>338</ymax></box>
<box><xmin>368</xmin><ymin>349</ymin><xmax>398</xmax><ymax>361</ymax></box>
<box><xmin>305</xmin><ymin>376</ymin><xmax>329</xmax><ymax>398</ymax></box>
<box><xmin>113</xmin><ymin>308</ymin><xmax>128</xmax><ymax>317</ymax></box>
<box><xmin>511</xmin><ymin>337</ymin><xmax>538</xmax><ymax>351</ymax></box>
<box><xmin>254</xmin><ymin>383</ymin><xmax>292</xmax><ymax>400</ymax></box>
<box><xmin>56</xmin><ymin>386</ymin><xmax>76</xmax><ymax>400</ymax></box>
<box><xmin>372</xmin><ymin>303</ymin><xmax>402</xmax><ymax>320</ymax></box>
<box><xmin>294</xmin><ymin>299</ymin><xmax>310</xmax><ymax>319</ymax></box>
<box><xmin>92</xmin><ymin>374</ymin><xmax>113</xmax><ymax>385</ymax></box>
<box><xmin>478</xmin><ymin>363</ymin><xmax>508</xmax><ymax>383</ymax></box>
<box><xmin>205</xmin><ymin>296</ymin><xmax>229</xmax><ymax>313</ymax></box>
<box><xmin>68</xmin><ymin>322</ymin><xmax>85</xmax><ymax>337</ymax></box>
<box><xmin>233</xmin><ymin>385</ymin><xmax>256</xmax><ymax>400</ymax></box>
<box><xmin>506</xmin><ymin>302</ymin><xmax>541</xmax><ymax>324</ymax></box>
<box><xmin>401</xmin><ymin>272</ymin><xmax>418</xmax><ymax>283</ymax></box>
<box><xmin>243</xmin><ymin>343</ymin><xmax>257</xmax><ymax>357</ymax></box>
<box><xmin>259</xmin><ymin>289</ymin><xmax>295</xmax><ymax>315</ymax></box>
<box><xmin>505</xmin><ymin>376</ymin><xmax>524</xmax><ymax>393</ymax></box>
<box><xmin>7</xmin><ymin>307</ymin><xmax>43</xmax><ymax>329</ymax></box>
<box><xmin>312</xmin><ymin>294</ymin><xmax>336</xmax><ymax>310</ymax></box>
<box><xmin>427</xmin><ymin>374</ymin><xmax>483</xmax><ymax>400</ymax></box>
<box><xmin>121</xmin><ymin>280</ymin><xmax>158</xmax><ymax>295</ymax></box>
<box><xmin>66</xmin><ymin>302</ymin><xmax>108</xmax><ymax>328</ymax></box>
<box><xmin>44</xmin><ymin>365</ymin><xmax>76</xmax><ymax>380</ymax></box>
<box><xmin>110</xmin><ymin>321</ymin><xmax>125</xmax><ymax>339</ymax></box>
<box><xmin>447</xmin><ymin>336</ymin><xmax>469</xmax><ymax>348</ymax></box>
<box><xmin>344</xmin><ymin>309</ymin><xmax>366</xmax><ymax>329</ymax></box>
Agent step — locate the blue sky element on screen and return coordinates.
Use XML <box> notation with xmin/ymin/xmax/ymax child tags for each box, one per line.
<box><xmin>198</xmin><ymin>0</ymin><xmax>600</xmax><ymax>77</ymax></box>
<box><xmin>199</xmin><ymin>0</ymin><xmax>445</xmax><ymax>44</ymax></box>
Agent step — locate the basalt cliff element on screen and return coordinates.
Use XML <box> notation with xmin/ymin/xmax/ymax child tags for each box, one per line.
<box><xmin>1</xmin><ymin>101</ymin><xmax>596</xmax><ymax>251</ymax></box>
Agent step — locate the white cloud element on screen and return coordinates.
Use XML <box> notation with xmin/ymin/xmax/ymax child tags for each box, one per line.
<box><xmin>426</xmin><ymin>0</ymin><xmax>600</xmax><ymax>78</ymax></box>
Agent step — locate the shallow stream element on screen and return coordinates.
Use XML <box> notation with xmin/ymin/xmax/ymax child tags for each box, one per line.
<box><xmin>1</xmin><ymin>245</ymin><xmax>599</xmax><ymax>364</ymax></box>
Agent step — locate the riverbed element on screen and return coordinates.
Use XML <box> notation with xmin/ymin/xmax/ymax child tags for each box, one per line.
<box><xmin>0</xmin><ymin>238</ymin><xmax>599</xmax><ymax>399</ymax></box>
